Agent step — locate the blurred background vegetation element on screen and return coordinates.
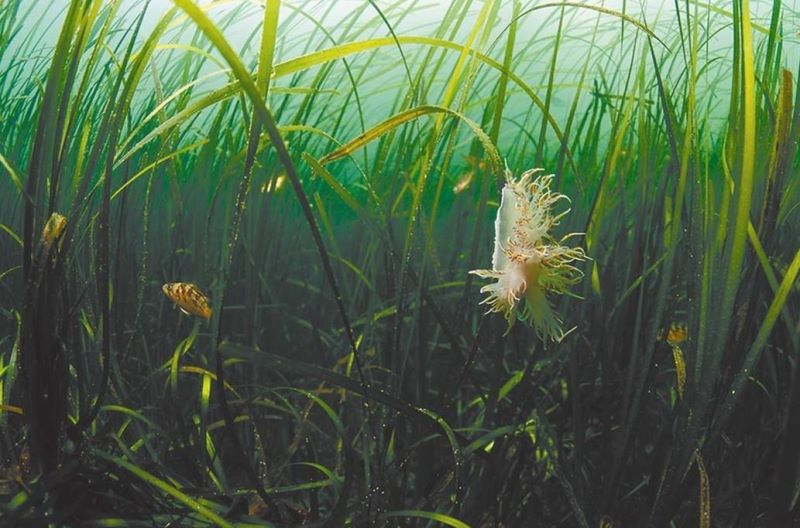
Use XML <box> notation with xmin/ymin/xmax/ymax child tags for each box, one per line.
<box><xmin>0</xmin><ymin>0</ymin><xmax>799</xmax><ymax>526</ymax></box>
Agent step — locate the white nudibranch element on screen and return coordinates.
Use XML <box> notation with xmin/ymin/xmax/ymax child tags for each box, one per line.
<box><xmin>470</xmin><ymin>168</ymin><xmax>587</xmax><ymax>341</ymax></box>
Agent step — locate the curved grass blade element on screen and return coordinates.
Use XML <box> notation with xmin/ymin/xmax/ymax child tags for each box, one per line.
<box><xmin>0</xmin><ymin>151</ymin><xmax>29</xmax><ymax>203</ymax></box>
<box><xmin>171</xmin><ymin>2</ymin><xmax>370</xmax><ymax>520</ymax></box>
<box><xmin>416</xmin><ymin>407</ymin><xmax>463</xmax><ymax>506</ymax></box>
<box><xmin>119</xmin><ymin>35</ymin><xmax>577</xmax><ymax>174</ymax></box>
<box><xmin>173</xmin><ymin>0</ymin><xmax>368</xmax><ymax>390</ymax></box>
<box><xmin>0</xmin><ymin>223</ymin><xmax>21</xmax><ymax>246</ymax></box>
<box><xmin>696</xmin><ymin>451</ymin><xmax>710</xmax><ymax>528</ymax></box>
<box><xmin>94</xmin><ymin>450</ymin><xmax>235</xmax><ymax>528</ymax></box>
<box><xmin>711</xmin><ymin>246</ymin><xmax>800</xmax><ymax>436</ymax></box>
<box><xmin>319</xmin><ymin>104</ymin><xmax>502</xmax><ymax>179</ymax></box>
<box><xmin>304</xmin><ymin>153</ymin><xmax>367</xmax><ymax>219</ymax></box>
<box><xmin>221</xmin><ymin>341</ymin><xmax>464</xmax><ymax>435</ymax></box>
<box><xmin>510</xmin><ymin>2</ymin><xmax>668</xmax><ymax>49</ymax></box>
<box><xmin>99</xmin><ymin>404</ymin><xmax>161</xmax><ymax>432</ymax></box>
<box><xmin>379</xmin><ymin>509</ymin><xmax>470</xmax><ymax>528</ymax></box>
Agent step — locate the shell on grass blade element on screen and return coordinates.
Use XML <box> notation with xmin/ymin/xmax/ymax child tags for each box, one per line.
<box><xmin>39</xmin><ymin>212</ymin><xmax>67</xmax><ymax>252</ymax></box>
<box><xmin>162</xmin><ymin>282</ymin><xmax>212</xmax><ymax>320</ymax></box>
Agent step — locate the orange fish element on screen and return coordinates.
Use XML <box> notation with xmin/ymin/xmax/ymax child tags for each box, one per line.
<box><xmin>658</xmin><ymin>321</ymin><xmax>688</xmax><ymax>346</ymax></box>
<box><xmin>162</xmin><ymin>282</ymin><xmax>212</xmax><ymax>320</ymax></box>
<box><xmin>465</xmin><ymin>154</ymin><xmax>489</xmax><ymax>172</ymax></box>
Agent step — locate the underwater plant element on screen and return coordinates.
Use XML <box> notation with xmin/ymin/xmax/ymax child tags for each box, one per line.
<box><xmin>471</xmin><ymin>168</ymin><xmax>587</xmax><ymax>341</ymax></box>
<box><xmin>1</xmin><ymin>0</ymin><xmax>798</xmax><ymax>525</ymax></box>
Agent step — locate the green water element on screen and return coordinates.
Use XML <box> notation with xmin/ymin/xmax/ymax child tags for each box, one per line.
<box><xmin>0</xmin><ymin>1</ymin><xmax>798</xmax><ymax>526</ymax></box>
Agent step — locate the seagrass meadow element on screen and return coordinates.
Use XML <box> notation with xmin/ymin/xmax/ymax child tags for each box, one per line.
<box><xmin>0</xmin><ymin>0</ymin><xmax>799</xmax><ymax>526</ymax></box>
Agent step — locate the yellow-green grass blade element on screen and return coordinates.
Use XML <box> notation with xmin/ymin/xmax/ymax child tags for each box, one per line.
<box><xmin>715</xmin><ymin>0</ymin><xmax>756</xmax><ymax>358</ymax></box>
<box><xmin>100</xmin><ymin>405</ymin><xmax>161</xmax><ymax>432</ymax></box>
<box><xmin>711</xmin><ymin>246</ymin><xmax>800</xmax><ymax>436</ymax></box>
<box><xmin>168</xmin><ymin>323</ymin><xmax>199</xmax><ymax>393</ymax></box>
<box><xmin>117</xmin><ymin>35</ymin><xmax>574</xmax><ymax>172</ymax></box>
<box><xmin>95</xmin><ymin>450</ymin><xmax>235</xmax><ymax>528</ymax></box>
<box><xmin>512</xmin><ymin>2</ymin><xmax>667</xmax><ymax>48</ymax></box>
<box><xmin>319</xmin><ymin>104</ymin><xmax>501</xmax><ymax>176</ymax></box>
<box><xmin>110</xmin><ymin>139</ymin><xmax>208</xmax><ymax>200</ymax></box>
<box><xmin>416</xmin><ymin>406</ymin><xmax>464</xmax><ymax>505</ymax></box>
<box><xmin>747</xmin><ymin>221</ymin><xmax>798</xmax><ymax>347</ymax></box>
<box><xmin>171</xmin><ymin>0</ymin><xmax>370</xmax><ymax>467</ymax></box>
<box><xmin>379</xmin><ymin>510</ymin><xmax>470</xmax><ymax>528</ymax></box>
<box><xmin>0</xmin><ymin>223</ymin><xmax>22</xmax><ymax>246</ymax></box>
<box><xmin>687</xmin><ymin>0</ymin><xmax>770</xmax><ymax>34</ymax></box>
<box><xmin>304</xmin><ymin>153</ymin><xmax>367</xmax><ymax>220</ymax></box>
<box><xmin>0</xmin><ymin>151</ymin><xmax>29</xmax><ymax>203</ymax></box>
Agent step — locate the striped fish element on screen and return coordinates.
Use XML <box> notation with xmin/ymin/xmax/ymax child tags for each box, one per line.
<box><xmin>162</xmin><ymin>282</ymin><xmax>212</xmax><ymax>320</ymax></box>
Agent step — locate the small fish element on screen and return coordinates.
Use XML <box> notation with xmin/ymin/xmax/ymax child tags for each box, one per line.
<box><xmin>453</xmin><ymin>156</ymin><xmax>490</xmax><ymax>194</ymax></box>
<box><xmin>465</xmin><ymin>154</ymin><xmax>489</xmax><ymax>172</ymax></box>
<box><xmin>260</xmin><ymin>173</ymin><xmax>286</xmax><ymax>194</ymax></box>
<box><xmin>658</xmin><ymin>321</ymin><xmax>688</xmax><ymax>346</ymax></box>
<box><xmin>162</xmin><ymin>282</ymin><xmax>212</xmax><ymax>320</ymax></box>
<box><xmin>453</xmin><ymin>171</ymin><xmax>474</xmax><ymax>194</ymax></box>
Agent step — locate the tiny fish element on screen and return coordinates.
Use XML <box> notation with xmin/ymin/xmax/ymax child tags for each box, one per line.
<box><xmin>453</xmin><ymin>171</ymin><xmax>474</xmax><ymax>194</ymax></box>
<box><xmin>162</xmin><ymin>282</ymin><xmax>212</xmax><ymax>320</ymax></box>
<box><xmin>658</xmin><ymin>322</ymin><xmax>688</xmax><ymax>346</ymax></box>
<box><xmin>464</xmin><ymin>154</ymin><xmax>489</xmax><ymax>172</ymax></box>
<box><xmin>260</xmin><ymin>173</ymin><xmax>286</xmax><ymax>193</ymax></box>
